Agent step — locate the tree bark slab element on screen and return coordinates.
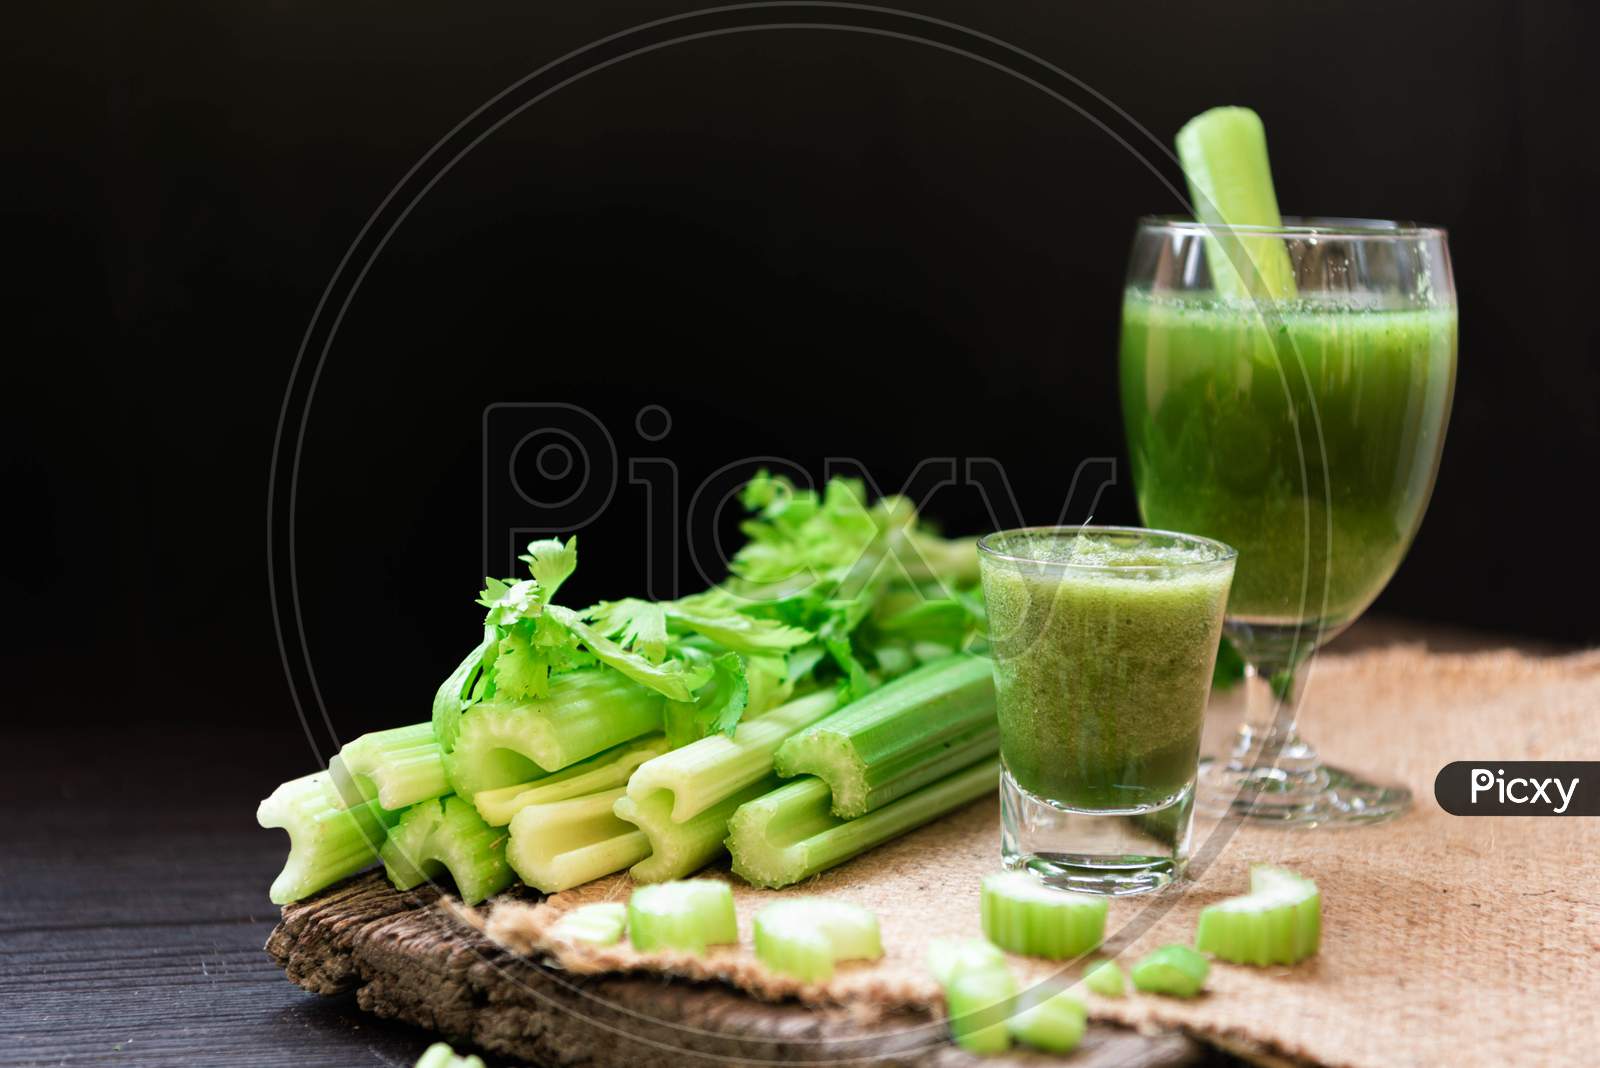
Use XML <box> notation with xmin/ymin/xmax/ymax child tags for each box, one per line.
<box><xmin>267</xmin><ymin>872</ymin><xmax>1210</xmax><ymax>1067</ymax></box>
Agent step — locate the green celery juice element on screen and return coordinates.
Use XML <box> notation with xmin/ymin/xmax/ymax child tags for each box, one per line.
<box><xmin>1120</xmin><ymin>292</ymin><xmax>1456</xmax><ymax>629</ymax></box>
<box><xmin>979</xmin><ymin>530</ymin><xmax>1234</xmax><ymax>811</ymax></box>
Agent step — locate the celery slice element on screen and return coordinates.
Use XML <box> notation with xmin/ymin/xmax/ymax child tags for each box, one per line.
<box><xmin>944</xmin><ymin>965</ymin><xmax>1016</xmax><ymax>1054</ymax></box>
<box><xmin>549</xmin><ymin>901</ymin><xmax>628</xmax><ymax>946</ymax></box>
<box><xmin>1175</xmin><ymin>106</ymin><xmax>1296</xmax><ymax>301</ymax></box>
<box><xmin>613</xmin><ymin>775</ymin><xmax>780</xmax><ymax>884</ymax></box>
<box><xmin>925</xmin><ymin>938</ymin><xmax>1006</xmax><ymax>987</ymax></box>
<box><xmin>1010</xmin><ymin>987</ymin><xmax>1087</xmax><ymax>1054</ymax></box>
<box><xmin>1084</xmin><ymin>959</ymin><xmax>1126</xmax><ymax>997</ymax></box>
<box><xmin>627</xmin><ymin>880</ymin><xmax>738</xmax><ymax>954</ymax></box>
<box><xmin>625</xmin><ymin>690</ymin><xmax>840</xmax><ymax>823</ymax></box>
<box><xmin>1130</xmin><ymin>944</ymin><xmax>1210</xmax><ymax>998</ymax></box>
<box><xmin>505</xmin><ymin>787</ymin><xmax>650</xmax><ymax>893</ymax></box>
<box><xmin>326</xmin><ymin>722</ymin><xmax>450</xmax><ymax>812</ymax></box>
<box><xmin>1195</xmin><ymin>864</ymin><xmax>1320</xmax><ymax>965</ymax></box>
<box><xmin>473</xmin><ymin>734</ymin><xmax>667</xmax><ymax>826</ymax></box>
<box><xmin>378</xmin><ymin>796</ymin><xmax>514</xmax><ymax>905</ymax></box>
<box><xmin>752</xmin><ymin>898</ymin><xmax>882</xmax><ymax>981</ymax></box>
<box><xmin>257</xmin><ymin>772</ymin><xmax>398</xmax><ymax>905</ymax></box>
<box><xmin>727</xmin><ymin>757</ymin><xmax>999</xmax><ymax>889</ymax></box>
<box><xmin>415</xmin><ymin>1041</ymin><xmax>487</xmax><ymax>1068</ymax></box>
<box><xmin>773</xmin><ymin>655</ymin><xmax>997</xmax><ymax>817</ymax></box>
<box><xmin>446</xmin><ymin>669</ymin><xmax>664</xmax><ymax>799</ymax></box>
<box><xmin>980</xmin><ymin>871</ymin><xmax>1107</xmax><ymax>960</ymax></box>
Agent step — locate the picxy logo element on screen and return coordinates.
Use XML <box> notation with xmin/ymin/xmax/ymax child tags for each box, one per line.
<box><xmin>1435</xmin><ymin>761</ymin><xmax>1597</xmax><ymax>817</ymax></box>
<box><xmin>1469</xmin><ymin>768</ymin><xmax>1578</xmax><ymax>814</ymax></box>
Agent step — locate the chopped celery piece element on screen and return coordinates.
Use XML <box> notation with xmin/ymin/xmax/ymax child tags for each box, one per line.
<box><xmin>627</xmin><ymin>880</ymin><xmax>738</xmax><ymax>954</ymax></box>
<box><xmin>773</xmin><ymin>655</ymin><xmax>997</xmax><ymax>817</ymax></box>
<box><xmin>326</xmin><ymin>722</ymin><xmax>450</xmax><ymax>811</ymax></box>
<box><xmin>944</xmin><ymin>965</ymin><xmax>1016</xmax><ymax>1054</ymax></box>
<box><xmin>1010</xmin><ymin>987</ymin><xmax>1086</xmax><ymax>1054</ymax></box>
<box><xmin>378</xmin><ymin>796</ymin><xmax>514</xmax><ymax>905</ymax></box>
<box><xmin>473</xmin><ymin>734</ymin><xmax>667</xmax><ymax>826</ymax></box>
<box><xmin>257</xmin><ymin>772</ymin><xmax>398</xmax><ymax>905</ymax></box>
<box><xmin>926</xmin><ymin>938</ymin><xmax>1006</xmax><ymax>987</ymax></box>
<box><xmin>613</xmin><ymin>775</ymin><xmax>779</xmax><ymax>884</ymax></box>
<box><xmin>1130</xmin><ymin>944</ymin><xmax>1210</xmax><ymax>998</ymax></box>
<box><xmin>728</xmin><ymin>757</ymin><xmax>999</xmax><ymax>889</ymax></box>
<box><xmin>506</xmin><ymin>787</ymin><xmax>650</xmax><ymax>893</ymax></box>
<box><xmin>980</xmin><ymin>871</ymin><xmax>1107</xmax><ymax>960</ymax></box>
<box><xmin>550</xmin><ymin>901</ymin><xmax>628</xmax><ymax>946</ymax></box>
<box><xmin>445</xmin><ymin>668</ymin><xmax>664</xmax><ymax>799</ymax></box>
<box><xmin>1195</xmin><ymin>864</ymin><xmax>1320</xmax><ymax>965</ymax></box>
<box><xmin>1174</xmin><ymin>106</ymin><xmax>1296</xmax><ymax>301</ymax></box>
<box><xmin>752</xmin><ymin>898</ymin><xmax>882</xmax><ymax>981</ymax></box>
<box><xmin>626</xmin><ymin>690</ymin><xmax>840</xmax><ymax>822</ymax></box>
<box><xmin>415</xmin><ymin>1040</ymin><xmax>486</xmax><ymax>1068</ymax></box>
<box><xmin>1084</xmin><ymin>959</ymin><xmax>1126</xmax><ymax>997</ymax></box>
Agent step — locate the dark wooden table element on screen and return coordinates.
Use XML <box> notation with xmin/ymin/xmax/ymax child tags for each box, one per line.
<box><xmin>3</xmin><ymin>620</ymin><xmax>1546</xmax><ymax>1067</ymax></box>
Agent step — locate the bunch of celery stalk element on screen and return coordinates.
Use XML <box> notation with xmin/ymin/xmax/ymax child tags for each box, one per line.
<box><xmin>258</xmin><ymin>473</ymin><xmax>1000</xmax><ymax>906</ymax></box>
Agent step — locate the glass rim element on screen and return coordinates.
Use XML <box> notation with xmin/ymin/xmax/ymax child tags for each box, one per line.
<box><xmin>976</xmin><ymin>524</ymin><xmax>1238</xmax><ymax>572</ymax></box>
<box><xmin>1138</xmin><ymin>214</ymin><xmax>1447</xmax><ymax>240</ymax></box>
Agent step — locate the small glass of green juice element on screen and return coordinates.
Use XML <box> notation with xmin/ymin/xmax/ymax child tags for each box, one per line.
<box><xmin>977</xmin><ymin>526</ymin><xmax>1235</xmax><ymax>895</ymax></box>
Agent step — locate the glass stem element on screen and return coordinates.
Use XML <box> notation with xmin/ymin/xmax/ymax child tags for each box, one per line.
<box><xmin>1226</xmin><ymin>658</ymin><xmax>1325</xmax><ymax>792</ymax></box>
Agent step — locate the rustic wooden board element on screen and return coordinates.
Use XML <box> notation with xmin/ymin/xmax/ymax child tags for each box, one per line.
<box><xmin>268</xmin><ymin>872</ymin><xmax>1211</xmax><ymax>1067</ymax></box>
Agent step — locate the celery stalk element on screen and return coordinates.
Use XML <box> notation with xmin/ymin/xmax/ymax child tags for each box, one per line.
<box><xmin>326</xmin><ymin>722</ymin><xmax>450</xmax><ymax>812</ymax></box>
<box><xmin>1130</xmin><ymin>944</ymin><xmax>1209</xmax><ymax>998</ymax></box>
<box><xmin>1194</xmin><ymin>864</ymin><xmax>1320</xmax><ymax>965</ymax></box>
<box><xmin>613</xmin><ymin>775</ymin><xmax>780</xmax><ymax>883</ymax></box>
<box><xmin>446</xmin><ymin>669</ymin><xmax>664</xmax><ymax>799</ymax></box>
<box><xmin>625</xmin><ymin>690</ymin><xmax>840</xmax><ymax>823</ymax></box>
<box><xmin>550</xmin><ymin>902</ymin><xmax>628</xmax><ymax>946</ymax></box>
<box><xmin>378</xmin><ymin>796</ymin><xmax>514</xmax><ymax>905</ymax></box>
<box><xmin>258</xmin><ymin>772</ymin><xmax>398</xmax><ymax>905</ymax></box>
<box><xmin>1084</xmin><ymin>959</ymin><xmax>1125</xmax><ymax>997</ymax></box>
<box><xmin>773</xmin><ymin>655</ymin><xmax>996</xmax><ymax>817</ymax></box>
<box><xmin>1010</xmin><ymin>988</ymin><xmax>1086</xmax><ymax>1054</ymax></box>
<box><xmin>627</xmin><ymin>880</ymin><xmax>738</xmax><ymax>953</ymax></box>
<box><xmin>944</xmin><ymin>965</ymin><xmax>1016</xmax><ymax>1054</ymax></box>
<box><xmin>753</xmin><ymin>898</ymin><xmax>882</xmax><ymax>981</ymax></box>
<box><xmin>1175</xmin><ymin>106</ymin><xmax>1297</xmax><ymax>302</ymax></box>
<box><xmin>415</xmin><ymin>1041</ymin><xmax>487</xmax><ymax>1068</ymax></box>
<box><xmin>926</xmin><ymin>938</ymin><xmax>1006</xmax><ymax>987</ymax></box>
<box><xmin>506</xmin><ymin>787</ymin><xmax>650</xmax><ymax>893</ymax></box>
<box><xmin>473</xmin><ymin>734</ymin><xmax>667</xmax><ymax>826</ymax></box>
<box><xmin>727</xmin><ymin>756</ymin><xmax>999</xmax><ymax>889</ymax></box>
<box><xmin>980</xmin><ymin>871</ymin><xmax>1107</xmax><ymax>960</ymax></box>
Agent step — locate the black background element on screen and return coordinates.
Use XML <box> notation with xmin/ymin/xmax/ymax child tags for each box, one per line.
<box><xmin>7</xmin><ymin>0</ymin><xmax>1598</xmax><ymax>742</ymax></box>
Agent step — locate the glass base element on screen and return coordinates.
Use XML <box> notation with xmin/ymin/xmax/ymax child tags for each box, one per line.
<box><xmin>999</xmin><ymin>768</ymin><xmax>1192</xmax><ymax>896</ymax></box>
<box><xmin>1196</xmin><ymin>756</ymin><xmax>1412</xmax><ymax>826</ymax></box>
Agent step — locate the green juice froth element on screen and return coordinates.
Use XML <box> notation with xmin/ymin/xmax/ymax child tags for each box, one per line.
<box><xmin>1120</xmin><ymin>292</ymin><xmax>1456</xmax><ymax>629</ymax></box>
<box><xmin>980</xmin><ymin>533</ymin><xmax>1233</xmax><ymax>809</ymax></box>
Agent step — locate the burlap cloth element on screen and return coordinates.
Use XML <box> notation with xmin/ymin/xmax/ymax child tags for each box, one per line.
<box><xmin>484</xmin><ymin>646</ymin><xmax>1600</xmax><ymax>1067</ymax></box>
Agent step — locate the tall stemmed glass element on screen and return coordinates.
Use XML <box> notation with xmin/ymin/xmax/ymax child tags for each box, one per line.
<box><xmin>1119</xmin><ymin>217</ymin><xmax>1457</xmax><ymax>825</ymax></box>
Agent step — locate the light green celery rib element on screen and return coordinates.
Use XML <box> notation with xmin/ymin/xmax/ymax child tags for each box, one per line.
<box><xmin>625</xmin><ymin>690</ymin><xmax>840</xmax><ymax>823</ymax></box>
<box><xmin>474</xmin><ymin>734</ymin><xmax>668</xmax><ymax>827</ymax></box>
<box><xmin>257</xmin><ymin>772</ymin><xmax>398</xmax><ymax>905</ymax></box>
<box><xmin>773</xmin><ymin>655</ymin><xmax>996</xmax><ymax>818</ymax></box>
<box><xmin>378</xmin><ymin>795</ymin><xmax>514</xmax><ymax>905</ymax></box>
<box><xmin>446</xmin><ymin>669</ymin><xmax>664</xmax><ymax>799</ymax></box>
<box><xmin>727</xmin><ymin>756</ymin><xmax>1000</xmax><ymax>889</ymax></box>
<box><xmin>614</xmin><ymin>775</ymin><xmax>781</xmax><ymax>883</ymax></box>
<box><xmin>323</xmin><ymin>722</ymin><xmax>450</xmax><ymax>811</ymax></box>
<box><xmin>507</xmin><ymin>787</ymin><xmax>650</xmax><ymax>893</ymax></box>
<box><xmin>1174</xmin><ymin>106</ymin><xmax>1296</xmax><ymax>301</ymax></box>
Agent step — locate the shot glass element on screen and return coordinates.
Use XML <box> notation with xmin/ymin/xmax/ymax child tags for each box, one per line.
<box><xmin>977</xmin><ymin>526</ymin><xmax>1236</xmax><ymax>895</ymax></box>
